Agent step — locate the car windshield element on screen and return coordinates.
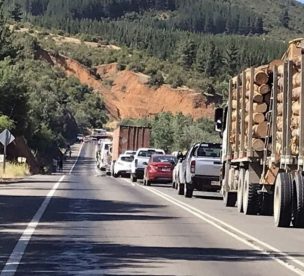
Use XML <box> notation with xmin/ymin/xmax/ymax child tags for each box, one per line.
<box><xmin>152</xmin><ymin>155</ymin><xmax>176</xmax><ymax>163</ymax></box>
<box><xmin>197</xmin><ymin>145</ymin><xmax>221</xmax><ymax>157</ymax></box>
<box><xmin>138</xmin><ymin>150</ymin><xmax>157</xmax><ymax>157</ymax></box>
<box><xmin>120</xmin><ymin>156</ymin><xmax>133</xmax><ymax>162</ymax></box>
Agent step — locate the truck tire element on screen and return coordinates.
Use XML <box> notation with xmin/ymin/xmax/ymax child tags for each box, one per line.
<box><xmin>178</xmin><ymin>183</ymin><xmax>185</xmax><ymax>195</ymax></box>
<box><xmin>223</xmin><ymin>168</ymin><xmax>237</xmax><ymax>207</ymax></box>
<box><xmin>131</xmin><ymin>174</ymin><xmax>137</xmax><ymax>183</ymax></box>
<box><xmin>185</xmin><ymin>185</ymin><xmax>193</xmax><ymax>198</ymax></box>
<box><xmin>224</xmin><ymin>191</ymin><xmax>237</xmax><ymax>207</ymax></box>
<box><xmin>243</xmin><ymin>169</ymin><xmax>259</xmax><ymax>215</ymax></box>
<box><xmin>260</xmin><ymin>193</ymin><xmax>274</xmax><ymax>216</ymax></box>
<box><xmin>237</xmin><ymin>169</ymin><xmax>245</xmax><ymax>213</ymax></box>
<box><xmin>274</xmin><ymin>172</ymin><xmax>292</xmax><ymax>227</ymax></box>
<box><xmin>292</xmin><ymin>172</ymin><xmax>304</xmax><ymax>228</ymax></box>
<box><xmin>172</xmin><ymin>181</ymin><xmax>176</xmax><ymax>189</ymax></box>
<box><xmin>113</xmin><ymin>172</ymin><xmax>119</xmax><ymax>178</ymax></box>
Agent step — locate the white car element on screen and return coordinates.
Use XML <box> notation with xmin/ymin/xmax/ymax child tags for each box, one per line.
<box><xmin>124</xmin><ymin>150</ymin><xmax>136</xmax><ymax>156</ymax></box>
<box><xmin>113</xmin><ymin>154</ymin><xmax>134</xmax><ymax>177</ymax></box>
<box><xmin>96</xmin><ymin>140</ymin><xmax>112</xmax><ymax>174</ymax></box>
<box><xmin>130</xmin><ymin>148</ymin><xmax>165</xmax><ymax>182</ymax></box>
<box><xmin>172</xmin><ymin>156</ymin><xmax>185</xmax><ymax>195</ymax></box>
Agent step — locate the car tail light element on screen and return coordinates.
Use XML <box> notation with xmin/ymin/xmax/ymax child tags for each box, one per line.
<box><xmin>135</xmin><ymin>159</ymin><xmax>138</xmax><ymax>166</ymax></box>
<box><xmin>150</xmin><ymin>165</ymin><xmax>157</xmax><ymax>172</ymax></box>
<box><xmin>190</xmin><ymin>160</ymin><xmax>196</xmax><ymax>173</ymax></box>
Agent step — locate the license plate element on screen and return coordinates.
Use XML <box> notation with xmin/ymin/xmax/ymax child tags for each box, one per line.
<box><xmin>162</xmin><ymin>168</ymin><xmax>171</xmax><ymax>172</ymax></box>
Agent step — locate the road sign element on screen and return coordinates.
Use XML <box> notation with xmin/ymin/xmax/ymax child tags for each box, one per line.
<box><xmin>0</xmin><ymin>129</ymin><xmax>15</xmax><ymax>146</ymax></box>
<box><xmin>0</xmin><ymin>129</ymin><xmax>15</xmax><ymax>177</ymax></box>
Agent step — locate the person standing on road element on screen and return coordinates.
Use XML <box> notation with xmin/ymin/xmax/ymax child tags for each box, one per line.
<box><xmin>58</xmin><ymin>156</ymin><xmax>63</xmax><ymax>172</ymax></box>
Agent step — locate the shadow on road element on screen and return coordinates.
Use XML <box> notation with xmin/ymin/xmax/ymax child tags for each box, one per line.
<box><xmin>194</xmin><ymin>195</ymin><xmax>223</xmax><ymax>201</ymax></box>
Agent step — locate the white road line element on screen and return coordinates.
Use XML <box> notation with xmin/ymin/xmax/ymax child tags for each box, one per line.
<box><xmin>0</xmin><ymin>176</ymin><xmax>65</xmax><ymax>276</ymax></box>
<box><xmin>1</xmin><ymin>144</ymin><xmax>83</xmax><ymax>276</ymax></box>
<box><xmin>69</xmin><ymin>142</ymin><xmax>84</xmax><ymax>174</ymax></box>
<box><xmin>120</xmin><ymin>178</ymin><xmax>304</xmax><ymax>275</ymax></box>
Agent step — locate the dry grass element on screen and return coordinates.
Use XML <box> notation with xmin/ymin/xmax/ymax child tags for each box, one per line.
<box><xmin>0</xmin><ymin>162</ymin><xmax>30</xmax><ymax>179</ymax></box>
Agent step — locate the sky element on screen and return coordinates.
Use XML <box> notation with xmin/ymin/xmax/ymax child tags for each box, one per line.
<box><xmin>297</xmin><ymin>0</ymin><xmax>304</xmax><ymax>3</ymax></box>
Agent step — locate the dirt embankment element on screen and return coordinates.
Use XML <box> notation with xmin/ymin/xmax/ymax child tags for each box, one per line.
<box><xmin>36</xmin><ymin>48</ymin><xmax>214</xmax><ymax>120</ymax></box>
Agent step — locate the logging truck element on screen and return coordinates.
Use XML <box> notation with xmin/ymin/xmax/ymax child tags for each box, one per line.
<box><xmin>215</xmin><ymin>38</ymin><xmax>304</xmax><ymax>227</ymax></box>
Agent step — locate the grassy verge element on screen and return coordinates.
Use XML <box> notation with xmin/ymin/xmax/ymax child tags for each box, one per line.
<box><xmin>0</xmin><ymin>163</ymin><xmax>30</xmax><ymax>179</ymax></box>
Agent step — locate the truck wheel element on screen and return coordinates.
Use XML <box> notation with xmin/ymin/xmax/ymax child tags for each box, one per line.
<box><xmin>274</xmin><ymin>172</ymin><xmax>292</xmax><ymax>227</ymax></box>
<box><xmin>260</xmin><ymin>193</ymin><xmax>274</xmax><ymax>216</ymax></box>
<box><xmin>185</xmin><ymin>186</ymin><xmax>193</xmax><ymax>198</ymax></box>
<box><xmin>113</xmin><ymin>172</ymin><xmax>119</xmax><ymax>178</ymax></box>
<box><xmin>292</xmin><ymin>172</ymin><xmax>304</xmax><ymax>228</ymax></box>
<box><xmin>178</xmin><ymin>183</ymin><xmax>185</xmax><ymax>195</ymax></box>
<box><xmin>172</xmin><ymin>181</ymin><xmax>176</xmax><ymax>189</ymax></box>
<box><xmin>131</xmin><ymin>174</ymin><xmax>137</xmax><ymax>183</ymax></box>
<box><xmin>224</xmin><ymin>191</ymin><xmax>237</xmax><ymax>207</ymax></box>
<box><xmin>237</xmin><ymin>169</ymin><xmax>245</xmax><ymax>213</ymax></box>
<box><xmin>243</xmin><ymin>169</ymin><xmax>259</xmax><ymax>215</ymax></box>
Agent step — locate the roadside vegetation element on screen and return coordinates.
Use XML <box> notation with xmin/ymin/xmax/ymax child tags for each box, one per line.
<box><xmin>0</xmin><ymin>162</ymin><xmax>29</xmax><ymax>179</ymax></box>
<box><xmin>2</xmin><ymin>0</ymin><xmax>290</xmax><ymax>101</ymax></box>
<box><xmin>0</xmin><ymin>1</ymin><xmax>108</xmax><ymax>167</ymax></box>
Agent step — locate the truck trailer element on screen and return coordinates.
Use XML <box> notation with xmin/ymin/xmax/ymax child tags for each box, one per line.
<box><xmin>215</xmin><ymin>38</ymin><xmax>304</xmax><ymax>227</ymax></box>
<box><xmin>111</xmin><ymin>125</ymin><xmax>151</xmax><ymax>175</ymax></box>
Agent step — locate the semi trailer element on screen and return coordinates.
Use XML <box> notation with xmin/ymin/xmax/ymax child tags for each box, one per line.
<box><xmin>215</xmin><ymin>38</ymin><xmax>304</xmax><ymax>227</ymax></box>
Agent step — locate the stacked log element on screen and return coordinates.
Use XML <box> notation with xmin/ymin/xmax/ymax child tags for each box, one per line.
<box><xmin>230</xmin><ymin>66</ymin><xmax>271</xmax><ymax>155</ymax></box>
<box><xmin>276</xmin><ymin>60</ymin><xmax>302</xmax><ymax>156</ymax></box>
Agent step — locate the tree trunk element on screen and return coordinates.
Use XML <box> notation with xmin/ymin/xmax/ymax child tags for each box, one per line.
<box><xmin>245</xmin><ymin>113</ymin><xmax>265</xmax><ymax>124</ymax></box>
<box><xmin>246</xmin><ymin>102</ymin><xmax>268</xmax><ymax>113</ymax></box>
<box><xmin>245</xmin><ymin>91</ymin><xmax>263</xmax><ymax>103</ymax></box>
<box><xmin>252</xmin><ymin>138</ymin><xmax>265</xmax><ymax>151</ymax></box>
<box><xmin>253</xmin><ymin>121</ymin><xmax>268</xmax><ymax>138</ymax></box>
<box><xmin>254</xmin><ymin>71</ymin><xmax>269</xmax><ymax>86</ymax></box>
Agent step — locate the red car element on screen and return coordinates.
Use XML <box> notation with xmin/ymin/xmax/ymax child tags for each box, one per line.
<box><xmin>143</xmin><ymin>155</ymin><xmax>177</xmax><ymax>186</ymax></box>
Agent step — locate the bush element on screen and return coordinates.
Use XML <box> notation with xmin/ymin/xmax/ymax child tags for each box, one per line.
<box><xmin>0</xmin><ymin>162</ymin><xmax>29</xmax><ymax>179</ymax></box>
<box><xmin>148</xmin><ymin>71</ymin><xmax>164</xmax><ymax>87</ymax></box>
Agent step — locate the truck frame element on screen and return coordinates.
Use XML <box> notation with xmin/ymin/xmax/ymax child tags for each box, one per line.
<box><xmin>215</xmin><ymin>39</ymin><xmax>304</xmax><ymax>227</ymax></box>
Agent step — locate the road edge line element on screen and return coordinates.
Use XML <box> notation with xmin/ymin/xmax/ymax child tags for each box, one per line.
<box><xmin>0</xmin><ymin>175</ymin><xmax>65</xmax><ymax>276</ymax></box>
<box><xmin>119</xmin><ymin>178</ymin><xmax>304</xmax><ymax>276</ymax></box>
<box><xmin>69</xmin><ymin>142</ymin><xmax>84</xmax><ymax>174</ymax></box>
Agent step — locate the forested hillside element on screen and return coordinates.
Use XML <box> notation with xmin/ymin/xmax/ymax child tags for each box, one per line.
<box><xmin>0</xmin><ymin>1</ymin><xmax>107</xmax><ymax>170</ymax></box>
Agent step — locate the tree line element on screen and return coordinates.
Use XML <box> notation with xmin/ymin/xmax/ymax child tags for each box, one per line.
<box><xmin>0</xmin><ymin>1</ymin><xmax>107</xmax><ymax>170</ymax></box>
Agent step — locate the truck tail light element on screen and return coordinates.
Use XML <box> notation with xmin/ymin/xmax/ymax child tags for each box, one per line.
<box><xmin>190</xmin><ymin>160</ymin><xmax>196</xmax><ymax>173</ymax></box>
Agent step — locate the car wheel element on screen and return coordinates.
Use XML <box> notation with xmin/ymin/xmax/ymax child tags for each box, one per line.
<box><xmin>185</xmin><ymin>186</ymin><xmax>193</xmax><ymax>198</ymax></box>
<box><xmin>178</xmin><ymin>183</ymin><xmax>184</xmax><ymax>195</ymax></box>
<box><xmin>131</xmin><ymin>174</ymin><xmax>137</xmax><ymax>183</ymax></box>
<box><xmin>146</xmin><ymin>180</ymin><xmax>151</xmax><ymax>186</ymax></box>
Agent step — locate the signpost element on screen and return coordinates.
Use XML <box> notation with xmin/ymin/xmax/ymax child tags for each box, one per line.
<box><xmin>0</xmin><ymin>129</ymin><xmax>15</xmax><ymax>176</ymax></box>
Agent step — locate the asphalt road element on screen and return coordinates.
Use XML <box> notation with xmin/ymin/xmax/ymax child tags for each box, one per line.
<box><xmin>1</xmin><ymin>141</ymin><xmax>304</xmax><ymax>276</ymax></box>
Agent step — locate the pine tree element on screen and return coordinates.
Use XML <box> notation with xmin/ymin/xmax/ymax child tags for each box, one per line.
<box><xmin>178</xmin><ymin>39</ymin><xmax>197</xmax><ymax>70</ymax></box>
<box><xmin>279</xmin><ymin>9</ymin><xmax>289</xmax><ymax>28</ymax></box>
<box><xmin>205</xmin><ymin>42</ymin><xmax>222</xmax><ymax>77</ymax></box>
<box><xmin>223</xmin><ymin>43</ymin><xmax>239</xmax><ymax>76</ymax></box>
<box><xmin>10</xmin><ymin>3</ymin><xmax>23</xmax><ymax>22</ymax></box>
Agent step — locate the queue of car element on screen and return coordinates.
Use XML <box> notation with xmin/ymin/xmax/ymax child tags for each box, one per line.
<box><xmin>94</xmin><ymin>139</ymin><xmax>222</xmax><ymax>199</ymax></box>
